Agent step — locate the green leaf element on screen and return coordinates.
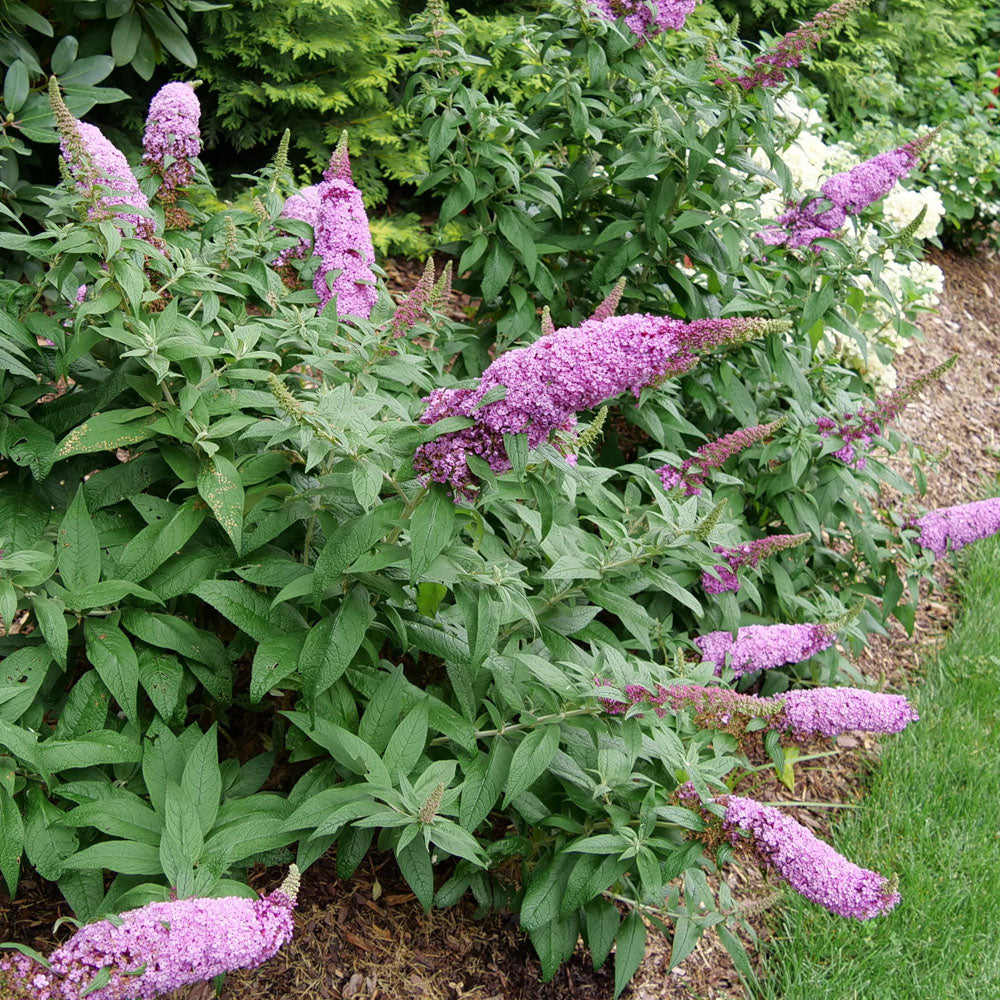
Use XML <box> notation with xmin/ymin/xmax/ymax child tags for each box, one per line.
<box><xmin>358</xmin><ymin>667</ymin><xmax>406</xmax><ymax>755</ymax></box>
<box><xmin>250</xmin><ymin>635</ymin><xmax>303</xmax><ymax>703</ymax></box>
<box><xmin>0</xmin><ymin>786</ymin><xmax>24</xmax><ymax>896</ymax></box>
<box><xmin>137</xmin><ymin>649</ymin><xmax>185</xmax><ymax>720</ymax></box>
<box><xmin>39</xmin><ymin>731</ymin><xmax>141</xmax><ymax>771</ymax></box>
<box><xmin>584</xmin><ymin>897</ymin><xmax>620</xmax><ymax>970</ymax></box>
<box><xmin>299</xmin><ymin>586</ymin><xmax>374</xmax><ymax>704</ymax></box>
<box><xmin>503</xmin><ymin>724</ymin><xmax>560</xmax><ymax>807</ymax></box>
<box><xmin>141</xmin><ymin>6</ymin><xmax>197</xmax><ymax>67</ymax></box>
<box><xmin>58</xmin><ymin>486</ymin><xmax>101</xmax><ymax>592</ymax></box>
<box><xmin>482</xmin><ymin>241</ymin><xmax>514</xmax><ymax>301</ymax></box>
<box><xmin>395</xmin><ymin>836</ymin><xmax>433</xmax><ymax>912</ymax></box>
<box><xmin>84</xmin><ymin>620</ymin><xmax>139</xmax><ymax>719</ymax></box>
<box><xmin>50</xmin><ymin>35</ymin><xmax>79</xmax><ymax>75</ymax></box>
<box><xmin>61</xmin><ymin>840</ymin><xmax>162</xmax><ymax>875</ymax></box>
<box><xmin>61</xmin><ymin>792</ymin><xmax>161</xmax><ymax>846</ymax></box>
<box><xmin>65</xmin><ymin>580</ymin><xmax>161</xmax><ymax>609</ymax></box>
<box><xmin>197</xmin><ymin>455</ymin><xmax>244</xmax><ymax>553</ymax></box>
<box><xmin>0</xmin><ymin>580</ymin><xmax>15</xmax><ymax>633</ymax></box>
<box><xmin>192</xmin><ymin>579</ymin><xmax>293</xmax><ymax>643</ymax></box>
<box><xmin>416</xmin><ymin>582</ymin><xmax>448</xmax><ymax>617</ymax></box>
<box><xmin>312</xmin><ymin>501</ymin><xmax>403</xmax><ymax>598</ymax></box>
<box><xmin>0</xmin><ymin>486</ymin><xmax>48</xmax><ymax>548</ymax></box>
<box><xmin>382</xmin><ymin>700</ymin><xmax>428</xmax><ymax>780</ymax></box>
<box><xmin>162</xmin><ymin>781</ymin><xmax>204</xmax><ymax>893</ymax></box>
<box><xmin>182</xmin><ymin>725</ymin><xmax>222</xmax><ymax>835</ymax></box>
<box><xmin>121</xmin><ymin>609</ymin><xmax>228</xmax><ymax>674</ymax></box>
<box><xmin>4</xmin><ymin>61</ymin><xmax>29</xmax><ymax>115</ymax></box>
<box><xmin>81</xmin><ymin>966</ymin><xmax>112</xmax><ymax>998</ymax></box>
<box><xmin>283</xmin><ymin>712</ymin><xmax>391</xmax><ymax>789</ymax></box>
<box><xmin>613</xmin><ymin>909</ymin><xmax>646</xmax><ymax>998</ymax></box>
<box><xmin>519</xmin><ymin>852</ymin><xmax>571</xmax><ymax>932</ymax></box>
<box><xmin>118</xmin><ymin>498</ymin><xmax>207</xmax><ymax>582</ymax></box>
<box><xmin>669</xmin><ymin>915</ymin><xmax>701</xmax><ymax>969</ymax></box>
<box><xmin>0</xmin><ymin>647</ymin><xmax>54</xmax><ymax>723</ymax></box>
<box><xmin>54</xmin><ymin>409</ymin><xmax>156</xmax><ymax>460</ymax></box>
<box><xmin>459</xmin><ymin>739</ymin><xmax>511</xmax><ymax>832</ymax></box>
<box><xmin>24</xmin><ymin>787</ymin><xmax>77</xmax><ymax>882</ymax></box>
<box><xmin>409</xmin><ymin>485</ymin><xmax>455</xmax><ymax>581</ymax></box>
<box><xmin>31</xmin><ymin>597</ymin><xmax>69</xmax><ymax>669</ymax></box>
<box><xmin>529</xmin><ymin>912</ymin><xmax>579</xmax><ymax>983</ymax></box>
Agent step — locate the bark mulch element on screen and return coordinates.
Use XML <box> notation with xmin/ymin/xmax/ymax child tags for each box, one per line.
<box><xmin>2</xmin><ymin>248</ymin><xmax>997</xmax><ymax>1000</ymax></box>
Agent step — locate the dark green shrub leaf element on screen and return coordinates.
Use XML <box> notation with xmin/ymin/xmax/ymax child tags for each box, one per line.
<box><xmin>503</xmin><ymin>724</ymin><xmax>560</xmax><ymax>807</ymax></box>
<box><xmin>613</xmin><ymin>909</ymin><xmax>646</xmax><ymax>999</ymax></box>
<box><xmin>84</xmin><ymin>620</ymin><xmax>140</xmax><ymax>720</ymax></box>
<box><xmin>58</xmin><ymin>486</ymin><xmax>101</xmax><ymax>592</ymax></box>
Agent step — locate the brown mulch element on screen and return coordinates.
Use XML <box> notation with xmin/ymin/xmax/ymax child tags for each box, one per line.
<box><xmin>2</xmin><ymin>249</ymin><xmax>998</xmax><ymax>1000</ymax></box>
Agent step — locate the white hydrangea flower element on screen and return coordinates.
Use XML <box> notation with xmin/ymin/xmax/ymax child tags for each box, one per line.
<box><xmin>881</xmin><ymin>185</ymin><xmax>945</xmax><ymax>240</ymax></box>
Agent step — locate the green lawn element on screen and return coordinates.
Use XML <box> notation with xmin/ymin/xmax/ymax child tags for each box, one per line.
<box><xmin>753</xmin><ymin>534</ymin><xmax>1000</xmax><ymax>1000</ymax></box>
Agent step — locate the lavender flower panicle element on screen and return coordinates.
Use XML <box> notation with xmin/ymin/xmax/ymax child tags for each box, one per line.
<box><xmin>735</xmin><ymin>0</ymin><xmax>870</xmax><ymax>90</ymax></box>
<box><xmin>700</xmin><ymin>533</ymin><xmax>810</xmax><ymax>595</ymax></box>
<box><xmin>142</xmin><ymin>82</ymin><xmax>201</xmax><ymax>201</ymax></box>
<box><xmin>694</xmin><ymin>621</ymin><xmax>833</xmax><ymax>676</ymax></box>
<box><xmin>276</xmin><ymin>135</ymin><xmax>377</xmax><ymax>317</ymax></box>
<box><xmin>56</xmin><ymin>111</ymin><xmax>156</xmax><ymax>240</ymax></box>
<box><xmin>0</xmin><ymin>868</ymin><xmax>300</xmax><ymax>999</ymax></box>
<box><xmin>723</xmin><ymin>795</ymin><xmax>899</xmax><ymax>919</ymax></box>
<box><xmin>781</xmin><ymin>687</ymin><xmax>918</xmax><ymax>737</ymax></box>
<box><xmin>913</xmin><ymin>497</ymin><xmax>1000</xmax><ymax>557</ymax></box>
<box><xmin>413</xmin><ymin>314</ymin><xmax>789</xmax><ymax>495</ymax></box>
<box><xmin>759</xmin><ymin>129</ymin><xmax>939</xmax><ymax>250</ymax></box>
<box><xmin>658</xmin><ymin>418</ymin><xmax>784</xmax><ymax>495</ymax></box>
<box><xmin>588</xmin><ymin>0</ymin><xmax>698</xmax><ymax>38</ymax></box>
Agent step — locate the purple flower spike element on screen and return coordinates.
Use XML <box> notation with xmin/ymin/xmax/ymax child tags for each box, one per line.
<box><xmin>658</xmin><ymin>418</ymin><xmax>784</xmax><ymax>496</ymax></box>
<box><xmin>913</xmin><ymin>497</ymin><xmax>1000</xmax><ymax>557</ymax></box>
<box><xmin>759</xmin><ymin>130</ymin><xmax>939</xmax><ymax>250</ymax></box>
<box><xmin>414</xmin><ymin>314</ymin><xmax>789</xmax><ymax>495</ymax></box>
<box><xmin>588</xmin><ymin>0</ymin><xmax>697</xmax><ymax>38</ymax></box>
<box><xmin>734</xmin><ymin>0</ymin><xmax>870</xmax><ymax>90</ymax></box>
<box><xmin>143</xmin><ymin>82</ymin><xmax>201</xmax><ymax>200</ymax></box>
<box><xmin>61</xmin><ymin>123</ymin><xmax>155</xmax><ymax>240</ymax></box>
<box><xmin>699</xmin><ymin>533</ymin><xmax>810</xmax><ymax>596</ymax></box>
<box><xmin>0</xmin><ymin>868</ymin><xmax>300</xmax><ymax>999</ymax></box>
<box><xmin>782</xmin><ymin>687</ymin><xmax>918</xmax><ymax>737</ymax></box>
<box><xmin>695</xmin><ymin>622</ymin><xmax>833</xmax><ymax>677</ymax></box>
<box><xmin>723</xmin><ymin>796</ymin><xmax>899</xmax><ymax>919</ymax></box>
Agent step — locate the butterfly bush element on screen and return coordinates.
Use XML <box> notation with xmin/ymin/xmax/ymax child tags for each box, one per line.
<box><xmin>413</xmin><ymin>313</ymin><xmax>789</xmax><ymax>494</ymax></box>
<box><xmin>694</xmin><ymin>622</ymin><xmax>834</xmax><ymax>676</ymax></box>
<box><xmin>0</xmin><ymin>869</ymin><xmax>299</xmax><ymax>999</ymax></box>
<box><xmin>701</xmin><ymin>533</ymin><xmax>810</xmax><ymax>595</ymax></box>
<box><xmin>721</xmin><ymin>796</ymin><xmax>899</xmax><ymax>919</ymax></box>
<box><xmin>279</xmin><ymin>135</ymin><xmax>377</xmax><ymax>317</ymax></box>
<box><xmin>733</xmin><ymin>0</ymin><xmax>871</xmax><ymax>90</ymax></box>
<box><xmin>142</xmin><ymin>82</ymin><xmax>201</xmax><ymax>200</ymax></box>
<box><xmin>658</xmin><ymin>418</ymin><xmax>784</xmax><ymax>495</ymax></box>
<box><xmin>761</xmin><ymin>131</ymin><xmax>939</xmax><ymax>250</ymax></box>
<box><xmin>913</xmin><ymin>497</ymin><xmax>1000</xmax><ymax>557</ymax></box>
<box><xmin>588</xmin><ymin>0</ymin><xmax>697</xmax><ymax>38</ymax></box>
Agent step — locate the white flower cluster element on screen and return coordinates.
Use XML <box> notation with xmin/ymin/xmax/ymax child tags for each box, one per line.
<box><xmin>819</xmin><ymin>250</ymin><xmax>945</xmax><ymax>391</ymax></box>
<box><xmin>881</xmin><ymin>185</ymin><xmax>945</xmax><ymax>240</ymax></box>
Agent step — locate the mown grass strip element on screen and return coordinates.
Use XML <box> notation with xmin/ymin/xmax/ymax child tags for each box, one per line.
<box><xmin>753</xmin><ymin>533</ymin><xmax>1000</xmax><ymax>1000</ymax></box>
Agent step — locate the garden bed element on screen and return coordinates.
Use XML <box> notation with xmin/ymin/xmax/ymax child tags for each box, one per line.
<box><xmin>3</xmin><ymin>248</ymin><xmax>995</xmax><ymax>1000</ymax></box>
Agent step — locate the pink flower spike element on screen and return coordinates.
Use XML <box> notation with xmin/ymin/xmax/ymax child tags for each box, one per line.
<box><xmin>694</xmin><ymin>622</ymin><xmax>833</xmax><ymax>676</ymax></box>
<box><xmin>143</xmin><ymin>81</ymin><xmax>201</xmax><ymax>199</ymax></box>
<box><xmin>723</xmin><ymin>796</ymin><xmax>899</xmax><ymax>919</ymax></box>
<box><xmin>913</xmin><ymin>497</ymin><xmax>1000</xmax><ymax>557</ymax></box>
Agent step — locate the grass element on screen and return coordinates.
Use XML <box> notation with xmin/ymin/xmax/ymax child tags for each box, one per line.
<box><xmin>752</xmin><ymin>534</ymin><xmax>1000</xmax><ymax>1000</ymax></box>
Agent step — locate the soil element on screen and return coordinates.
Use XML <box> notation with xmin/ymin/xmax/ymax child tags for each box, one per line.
<box><xmin>1</xmin><ymin>248</ymin><xmax>997</xmax><ymax>1000</ymax></box>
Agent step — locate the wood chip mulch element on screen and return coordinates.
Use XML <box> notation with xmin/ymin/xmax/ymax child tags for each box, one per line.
<box><xmin>1</xmin><ymin>248</ymin><xmax>997</xmax><ymax>1000</ymax></box>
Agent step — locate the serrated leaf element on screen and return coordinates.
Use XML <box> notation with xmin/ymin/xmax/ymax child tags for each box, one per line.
<box><xmin>31</xmin><ymin>597</ymin><xmax>69</xmax><ymax>668</ymax></box>
<box><xmin>182</xmin><ymin>725</ymin><xmax>222</xmax><ymax>835</ymax></box>
<box><xmin>383</xmin><ymin>700</ymin><xmax>428</xmax><ymax>780</ymax></box>
<box><xmin>84</xmin><ymin>620</ymin><xmax>139</xmax><ymax>720</ymax></box>
<box><xmin>529</xmin><ymin>912</ymin><xmax>579</xmax><ymax>983</ymax></box>
<box><xmin>58</xmin><ymin>486</ymin><xmax>101</xmax><ymax>592</ymax></box>
<box><xmin>409</xmin><ymin>485</ymin><xmax>455</xmax><ymax>581</ymax></box>
<box><xmin>312</xmin><ymin>501</ymin><xmax>403</xmax><ymax>598</ymax></box>
<box><xmin>0</xmin><ymin>486</ymin><xmax>48</xmax><ymax>548</ymax></box>
<box><xmin>299</xmin><ymin>586</ymin><xmax>374</xmax><ymax>704</ymax></box>
<box><xmin>503</xmin><ymin>724</ymin><xmax>560</xmax><ymax>807</ymax></box>
<box><xmin>250</xmin><ymin>635</ymin><xmax>303</xmax><ymax>704</ymax></box>
<box><xmin>613</xmin><ymin>909</ymin><xmax>646</xmax><ymax>998</ymax></box>
<box><xmin>54</xmin><ymin>410</ymin><xmax>157</xmax><ymax>461</ymax></box>
<box><xmin>38</xmin><ymin>730</ymin><xmax>141</xmax><ymax>771</ymax></box>
<box><xmin>118</xmin><ymin>498</ymin><xmax>207</xmax><ymax>582</ymax></box>
<box><xmin>192</xmin><ymin>579</ymin><xmax>293</xmax><ymax>643</ymax></box>
<box><xmin>0</xmin><ymin>786</ymin><xmax>24</xmax><ymax>896</ymax></box>
<box><xmin>519</xmin><ymin>852</ymin><xmax>571</xmax><ymax>932</ymax></box>
<box><xmin>24</xmin><ymin>787</ymin><xmax>77</xmax><ymax>881</ymax></box>
<box><xmin>197</xmin><ymin>455</ymin><xmax>244</xmax><ymax>552</ymax></box>
<box><xmin>459</xmin><ymin>739</ymin><xmax>511</xmax><ymax>832</ymax></box>
<box><xmin>584</xmin><ymin>897</ymin><xmax>620</xmax><ymax>970</ymax></box>
<box><xmin>395</xmin><ymin>836</ymin><xmax>433</xmax><ymax>912</ymax></box>
<box><xmin>358</xmin><ymin>667</ymin><xmax>405</xmax><ymax>755</ymax></box>
<box><xmin>137</xmin><ymin>649</ymin><xmax>185</xmax><ymax>721</ymax></box>
<box><xmin>61</xmin><ymin>840</ymin><xmax>161</xmax><ymax>875</ymax></box>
